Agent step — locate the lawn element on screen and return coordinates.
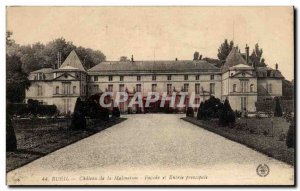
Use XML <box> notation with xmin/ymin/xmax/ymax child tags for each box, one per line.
<box><xmin>6</xmin><ymin>117</ymin><xmax>126</xmax><ymax>172</ymax></box>
<box><xmin>183</xmin><ymin>116</ymin><xmax>294</xmax><ymax>166</ymax></box>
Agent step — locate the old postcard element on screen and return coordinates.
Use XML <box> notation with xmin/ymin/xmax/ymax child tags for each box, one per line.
<box><xmin>6</xmin><ymin>6</ymin><xmax>295</xmax><ymax>186</ymax></box>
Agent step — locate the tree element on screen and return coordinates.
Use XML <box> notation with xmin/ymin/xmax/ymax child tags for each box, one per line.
<box><xmin>193</xmin><ymin>51</ymin><xmax>199</xmax><ymax>60</ymax></box>
<box><xmin>6</xmin><ymin>114</ymin><xmax>17</xmax><ymax>151</ymax></box>
<box><xmin>286</xmin><ymin>118</ymin><xmax>295</xmax><ymax>148</ymax></box>
<box><xmin>6</xmin><ymin>54</ymin><xmax>31</xmax><ymax>102</ymax></box>
<box><xmin>217</xmin><ymin>39</ymin><xmax>234</xmax><ymax>61</ymax></box>
<box><xmin>6</xmin><ymin>33</ymin><xmax>106</xmax><ymax>73</ymax></box>
<box><xmin>120</xmin><ymin>56</ymin><xmax>130</xmax><ymax>61</ymax></box>
<box><xmin>274</xmin><ymin>97</ymin><xmax>283</xmax><ymax>117</ymax></box>
<box><xmin>219</xmin><ymin>99</ymin><xmax>236</xmax><ymax>126</ymax></box>
<box><xmin>70</xmin><ymin>97</ymin><xmax>86</xmax><ymax>130</ymax></box>
<box><xmin>249</xmin><ymin>43</ymin><xmax>266</xmax><ymax>67</ymax></box>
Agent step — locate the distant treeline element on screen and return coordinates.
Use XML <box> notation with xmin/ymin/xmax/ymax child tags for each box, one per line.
<box><xmin>6</xmin><ymin>31</ymin><xmax>106</xmax><ymax>73</ymax></box>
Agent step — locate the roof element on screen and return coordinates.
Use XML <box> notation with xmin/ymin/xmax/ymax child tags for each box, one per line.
<box><xmin>256</xmin><ymin>67</ymin><xmax>284</xmax><ymax>78</ymax></box>
<box><xmin>222</xmin><ymin>47</ymin><xmax>248</xmax><ymax>72</ymax></box>
<box><xmin>29</xmin><ymin>68</ymin><xmax>54</xmax><ymax>80</ymax></box>
<box><xmin>231</xmin><ymin>64</ymin><xmax>253</xmax><ymax>69</ymax></box>
<box><xmin>59</xmin><ymin>50</ymin><xmax>85</xmax><ymax>71</ymax></box>
<box><xmin>59</xmin><ymin>65</ymin><xmax>81</xmax><ymax>70</ymax></box>
<box><xmin>88</xmin><ymin>60</ymin><xmax>220</xmax><ymax>74</ymax></box>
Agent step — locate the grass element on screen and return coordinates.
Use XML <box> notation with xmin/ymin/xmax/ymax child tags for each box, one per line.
<box><xmin>6</xmin><ymin>117</ymin><xmax>126</xmax><ymax>172</ymax></box>
<box><xmin>183</xmin><ymin>117</ymin><xmax>294</xmax><ymax>166</ymax></box>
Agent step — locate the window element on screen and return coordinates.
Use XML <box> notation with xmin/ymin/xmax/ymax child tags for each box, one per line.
<box><xmin>55</xmin><ymin>86</ymin><xmax>59</xmax><ymax>94</ymax></box>
<box><xmin>108</xmin><ymin>84</ymin><xmax>113</xmax><ymax>92</ymax></box>
<box><xmin>120</xmin><ymin>76</ymin><xmax>124</xmax><ymax>81</ymax></box>
<box><xmin>240</xmin><ymin>81</ymin><xmax>249</xmax><ymax>92</ymax></box>
<box><xmin>136</xmin><ymin>84</ymin><xmax>141</xmax><ymax>92</ymax></box>
<box><xmin>167</xmin><ymin>84</ymin><xmax>172</xmax><ymax>95</ymax></box>
<box><xmin>184</xmin><ymin>75</ymin><xmax>188</xmax><ymax>80</ymax></box>
<box><xmin>73</xmin><ymin>86</ymin><xmax>76</xmax><ymax>94</ymax></box>
<box><xmin>93</xmin><ymin>85</ymin><xmax>99</xmax><ymax>92</ymax></box>
<box><xmin>152</xmin><ymin>84</ymin><xmax>157</xmax><ymax>92</ymax></box>
<box><xmin>210</xmin><ymin>75</ymin><xmax>214</xmax><ymax>80</ymax></box>
<box><xmin>195</xmin><ymin>83</ymin><xmax>200</xmax><ymax>94</ymax></box>
<box><xmin>94</xmin><ymin>76</ymin><xmax>98</xmax><ymax>81</ymax></box>
<box><xmin>210</xmin><ymin>83</ymin><xmax>215</xmax><ymax>94</ymax></box>
<box><xmin>267</xmin><ymin>70</ymin><xmax>271</xmax><ymax>77</ymax></box>
<box><xmin>241</xmin><ymin>97</ymin><xmax>247</xmax><ymax>111</ymax></box>
<box><xmin>119</xmin><ymin>84</ymin><xmax>125</xmax><ymax>92</ymax></box>
<box><xmin>195</xmin><ymin>75</ymin><xmax>200</xmax><ymax>80</ymax></box>
<box><xmin>267</xmin><ymin>83</ymin><xmax>272</xmax><ymax>93</ymax></box>
<box><xmin>167</xmin><ymin>75</ymin><xmax>172</xmax><ymax>81</ymax></box>
<box><xmin>109</xmin><ymin>76</ymin><xmax>113</xmax><ymax>81</ymax></box>
<box><xmin>152</xmin><ymin>75</ymin><xmax>156</xmax><ymax>81</ymax></box>
<box><xmin>250</xmin><ymin>84</ymin><xmax>254</xmax><ymax>92</ymax></box>
<box><xmin>233</xmin><ymin>84</ymin><xmax>237</xmax><ymax>92</ymax></box>
<box><xmin>37</xmin><ymin>85</ymin><xmax>43</xmax><ymax>96</ymax></box>
<box><xmin>137</xmin><ymin>75</ymin><xmax>141</xmax><ymax>81</ymax></box>
<box><xmin>183</xmin><ymin>84</ymin><xmax>189</xmax><ymax>92</ymax></box>
<box><xmin>38</xmin><ymin>73</ymin><xmax>45</xmax><ymax>80</ymax></box>
<box><xmin>62</xmin><ymin>83</ymin><xmax>71</xmax><ymax>94</ymax></box>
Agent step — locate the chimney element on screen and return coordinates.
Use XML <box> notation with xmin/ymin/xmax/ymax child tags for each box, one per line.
<box><xmin>276</xmin><ymin>63</ymin><xmax>278</xmax><ymax>70</ymax></box>
<box><xmin>175</xmin><ymin>58</ymin><xmax>178</xmax><ymax>61</ymax></box>
<box><xmin>199</xmin><ymin>55</ymin><xmax>202</xmax><ymax>60</ymax></box>
<box><xmin>245</xmin><ymin>44</ymin><xmax>249</xmax><ymax>64</ymax></box>
<box><xmin>131</xmin><ymin>55</ymin><xmax>134</xmax><ymax>62</ymax></box>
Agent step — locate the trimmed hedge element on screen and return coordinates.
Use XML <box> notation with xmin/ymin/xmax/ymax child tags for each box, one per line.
<box><xmin>7</xmin><ymin>102</ymin><xmax>58</xmax><ymax>116</ymax></box>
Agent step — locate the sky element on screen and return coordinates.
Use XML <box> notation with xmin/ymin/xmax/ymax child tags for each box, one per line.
<box><xmin>6</xmin><ymin>6</ymin><xmax>294</xmax><ymax>80</ymax></box>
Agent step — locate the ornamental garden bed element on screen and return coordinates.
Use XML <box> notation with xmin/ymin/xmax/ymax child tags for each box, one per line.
<box><xmin>6</xmin><ymin>117</ymin><xmax>126</xmax><ymax>172</ymax></box>
<box><xmin>183</xmin><ymin>116</ymin><xmax>294</xmax><ymax>166</ymax></box>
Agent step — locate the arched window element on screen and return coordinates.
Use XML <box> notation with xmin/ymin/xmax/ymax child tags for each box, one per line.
<box><xmin>56</xmin><ymin>86</ymin><xmax>59</xmax><ymax>94</ymax></box>
<box><xmin>250</xmin><ymin>84</ymin><xmax>254</xmax><ymax>92</ymax></box>
<box><xmin>233</xmin><ymin>84</ymin><xmax>237</xmax><ymax>92</ymax></box>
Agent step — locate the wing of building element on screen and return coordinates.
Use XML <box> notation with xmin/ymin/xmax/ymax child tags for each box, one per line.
<box><xmin>25</xmin><ymin>47</ymin><xmax>284</xmax><ymax>114</ymax></box>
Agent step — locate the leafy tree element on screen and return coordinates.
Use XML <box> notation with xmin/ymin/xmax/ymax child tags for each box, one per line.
<box><xmin>75</xmin><ymin>46</ymin><xmax>106</xmax><ymax>69</ymax></box>
<box><xmin>6</xmin><ymin>54</ymin><xmax>31</xmax><ymax>102</ymax></box>
<box><xmin>217</xmin><ymin>39</ymin><xmax>234</xmax><ymax>61</ymax></box>
<box><xmin>203</xmin><ymin>57</ymin><xmax>223</xmax><ymax>68</ymax></box>
<box><xmin>249</xmin><ymin>43</ymin><xmax>266</xmax><ymax>67</ymax></box>
<box><xmin>219</xmin><ymin>99</ymin><xmax>236</xmax><ymax>126</ymax></box>
<box><xmin>120</xmin><ymin>56</ymin><xmax>130</xmax><ymax>61</ymax></box>
<box><xmin>274</xmin><ymin>97</ymin><xmax>283</xmax><ymax>117</ymax></box>
<box><xmin>193</xmin><ymin>51</ymin><xmax>199</xmax><ymax>60</ymax></box>
<box><xmin>6</xmin><ymin>31</ymin><xmax>15</xmax><ymax>47</ymax></box>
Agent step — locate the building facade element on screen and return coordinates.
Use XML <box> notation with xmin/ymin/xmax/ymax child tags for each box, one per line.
<box><xmin>25</xmin><ymin>47</ymin><xmax>284</xmax><ymax>114</ymax></box>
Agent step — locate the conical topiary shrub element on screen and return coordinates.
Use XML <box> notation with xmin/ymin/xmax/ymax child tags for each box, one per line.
<box><xmin>286</xmin><ymin>118</ymin><xmax>295</xmax><ymax>148</ymax></box>
<box><xmin>70</xmin><ymin>97</ymin><xmax>86</xmax><ymax>130</ymax></box>
<box><xmin>6</xmin><ymin>115</ymin><xmax>17</xmax><ymax>151</ymax></box>
<box><xmin>112</xmin><ymin>107</ymin><xmax>120</xmax><ymax>118</ymax></box>
<box><xmin>219</xmin><ymin>99</ymin><xmax>236</xmax><ymax>126</ymax></box>
<box><xmin>274</xmin><ymin>97</ymin><xmax>283</xmax><ymax>117</ymax></box>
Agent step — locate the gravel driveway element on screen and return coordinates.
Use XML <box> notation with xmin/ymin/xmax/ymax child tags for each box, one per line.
<box><xmin>7</xmin><ymin>114</ymin><xmax>294</xmax><ymax>185</ymax></box>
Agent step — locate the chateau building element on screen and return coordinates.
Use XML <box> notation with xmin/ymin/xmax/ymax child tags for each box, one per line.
<box><xmin>25</xmin><ymin>46</ymin><xmax>283</xmax><ymax>114</ymax></box>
